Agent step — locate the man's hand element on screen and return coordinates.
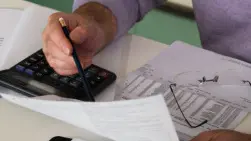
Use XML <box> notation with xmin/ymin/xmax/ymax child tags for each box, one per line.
<box><xmin>191</xmin><ymin>130</ymin><xmax>251</xmax><ymax>141</ymax></box>
<box><xmin>42</xmin><ymin>2</ymin><xmax>117</xmax><ymax>76</ymax></box>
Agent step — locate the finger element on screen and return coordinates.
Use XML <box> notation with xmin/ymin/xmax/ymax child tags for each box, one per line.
<box><xmin>50</xmin><ymin>58</ymin><xmax>76</xmax><ymax>71</ymax></box>
<box><xmin>45</xmin><ymin>41</ymin><xmax>87</xmax><ymax>71</ymax></box>
<box><xmin>42</xmin><ymin>26</ymin><xmax>71</xmax><ymax>56</ymax></box>
<box><xmin>51</xmin><ymin>56</ymin><xmax>92</xmax><ymax>71</ymax></box>
<box><xmin>53</xmin><ymin>68</ymin><xmax>78</xmax><ymax>76</ymax></box>
<box><xmin>49</xmin><ymin>53</ymin><xmax>92</xmax><ymax>74</ymax></box>
<box><xmin>45</xmin><ymin>21</ymin><xmax>72</xmax><ymax>55</ymax></box>
<box><xmin>42</xmin><ymin>29</ymin><xmax>51</xmax><ymax>57</ymax></box>
<box><xmin>70</xmin><ymin>26</ymin><xmax>88</xmax><ymax>45</ymax></box>
<box><xmin>43</xmin><ymin>12</ymin><xmax>82</xmax><ymax>56</ymax></box>
<box><xmin>48</xmin><ymin>12</ymin><xmax>78</xmax><ymax>31</ymax></box>
<box><xmin>45</xmin><ymin>39</ymin><xmax>92</xmax><ymax>73</ymax></box>
<box><xmin>45</xmin><ymin>40</ymin><xmax>76</xmax><ymax>68</ymax></box>
<box><xmin>42</xmin><ymin>39</ymin><xmax>55</xmax><ymax>59</ymax></box>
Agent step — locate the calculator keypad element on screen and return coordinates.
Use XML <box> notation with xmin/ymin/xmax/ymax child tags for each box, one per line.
<box><xmin>13</xmin><ymin>50</ymin><xmax>110</xmax><ymax>90</ymax></box>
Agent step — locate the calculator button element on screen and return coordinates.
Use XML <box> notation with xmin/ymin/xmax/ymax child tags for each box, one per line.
<box><xmin>22</xmin><ymin>61</ymin><xmax>32</xmax><ymax>67</ymax></box>
<box><xmin>98</xmin><ymin>71</ymin><xmax>108</xmax><ymax>78</ymax></box>
<box><xmin>85</xmin><ymin>72</ymin><xmax>93</xmax><ymax>78</ymax></box>
<box><xmin>88</xmin><ymin>67</ymin><xmax>99</xmax><ymax>73</ymax></box>
<box><xmin>25</xmin><ymin>69</ymin><xmax>35</xmax><ymax>76</ymax></box>
<box><xmin>15</xmin><ymin>65</ymin><xmax>25</xmax><ymax>72</ymax></box>
<box><xmin>35</xmin><ymin>72</ymin><xmax>43</xmax><ymax>78</ymax></box>
<box><xmin>60</xmin><ymin>77</ymin><xmax>71</xmax><ymax>83</ymax></box>
<box><xmin>31</xmin><ymin>64</ymin><xmax>40</xmax><ymax>71</ymax></box>
<box><xmin>89</xmin><ymin>80</ymin><xmax>97</xmax><ymax>88</ymax></box>
<box><xmin>69</xmin><ymin>80</ymin><xmax>82</xmax><ymax>88</ymax></box>
<box><xmin>36</xmin><ymin>52</ymin><xmax>44</xmax><ymax>58</ymax></box>
<box><xmin>40</xmin><ymin>68</ymin><xmax>52</xmax><ymax>75</ymax></box>
<box><xmin>69</xmin><ymin>74</ymin><xmax>78</xmax><ymax>79</ymax></box>
<box><xmin>94</xmin><ymin>76</ymin><xmax>104</xmax><ymax>82</ymax></box>
<box><xmin>76</xmin><ymin>76</ymin><xmax>83</xmax><ymax>82</ymax></box>
<box><xmin>50</xmin><ymin>72</ymin><xmax>61</xmax><ymax>80</ymax></box>
<box><xmin>38</xmin><ymin>60</ymin><xmax>46</xmax><ymax>66</ymax></box>
<box><xmin>29</xmin><ymin>56</ymin><xmax>38</xmax><ymax>63</ymax></box>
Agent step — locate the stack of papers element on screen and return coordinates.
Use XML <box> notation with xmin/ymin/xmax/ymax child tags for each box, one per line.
<box><xmin>114</xmin><ymin>41</ymin><xmax>251</xmax><ymax>141</ymax></box>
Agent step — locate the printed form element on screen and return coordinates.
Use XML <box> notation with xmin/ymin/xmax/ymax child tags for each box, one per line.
<box><xmin>115</xmin><ymin>41</ymin><xmax>251</xmax><ymax>141</ymax></box>
<box><xmin>0</xmin><ymin>9</ymin><xmax>23</xmax><ymax>67</ymax></box>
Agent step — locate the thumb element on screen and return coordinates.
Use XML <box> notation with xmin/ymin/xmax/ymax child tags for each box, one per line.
<box><xmin>70</xmin><ymin>26</ymin><xmax>88</xmax><ymax>45</ymax></box>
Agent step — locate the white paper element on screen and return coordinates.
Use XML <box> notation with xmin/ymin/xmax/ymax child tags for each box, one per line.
<box><xmin>115</xmin><ymin>41</ymin><xmax>251</xmax><ymax>141</ymax></box>
<box><xmin>1</xmin><ymin>93</ymin><xmax>179</xmax><ymax>141</ymax></box>
<box><xmin>1</xmin><ymin>5</ymin><xmax>57</xmax><ymax>70</ymax></box>
<box><xmin>0</xmin><ymin>8</ymin><xmax>23</xmax><ymax>68</ymax></box>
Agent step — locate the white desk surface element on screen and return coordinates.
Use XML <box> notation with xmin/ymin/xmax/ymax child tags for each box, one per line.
<box><xmin>0</xmin><ymin>1</ymin><xmax>251</xmax><ymax>141</ymax></box>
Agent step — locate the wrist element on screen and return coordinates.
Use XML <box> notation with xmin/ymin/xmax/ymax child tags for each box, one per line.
<box><xmin>73</xmin><ymin>2</ymin><xmax>117</xmax><ymax>47</ymax></box>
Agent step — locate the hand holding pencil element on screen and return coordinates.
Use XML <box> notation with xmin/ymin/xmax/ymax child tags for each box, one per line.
<box><xmin>42</xmin><ymin>12</ymin><xmax>107</xmax><ymax>76</ymax></box>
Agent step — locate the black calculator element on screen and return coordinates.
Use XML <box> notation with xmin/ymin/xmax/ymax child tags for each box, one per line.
<box><xmin>0</xmin><ymin>49</ymin><xmax>117</xmax><ymax>101</ymax></box>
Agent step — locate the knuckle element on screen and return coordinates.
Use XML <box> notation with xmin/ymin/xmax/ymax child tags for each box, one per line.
<box><xmin>48</xmin><ymin>12</ymin><xmax>66</xmax><ymax>22</ymax></box>
<box><xmin>48</xmin><ymin>13</ymin><xmax>58</xmax><ymax>22</ymax></box>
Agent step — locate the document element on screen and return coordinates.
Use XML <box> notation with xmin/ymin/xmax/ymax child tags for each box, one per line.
<box><xmin>0</xmin><ymin>9</ymin><xmax>23</xmax><ymax>46</ymax></box>
<box><xmin>115</xmin><ymin>41</ymin><xmax>251</xmax><ymax>141</ymax></box>
<box><xmin>1</xmin><ymin>93</ymin><xmax>179</xmax><ymax>141</ymax></box>
<box><xmin>0</xmin><ymin>37</ymin><xmax>3</xmax><ymax>47</ymax></box>
<box><xmin>116</xmin><ymin>74</ymin><xmax>248</xmax><ymax>141</ymax></box>
<box><xmin>0</xmin><ymin>8</ymin><xmax>23</xmax><ymax>68</ymax></box>
<box><xmin>0</xmin><ymin>6</ymin><xmax>58</xmax><ymax>70</ymax></box>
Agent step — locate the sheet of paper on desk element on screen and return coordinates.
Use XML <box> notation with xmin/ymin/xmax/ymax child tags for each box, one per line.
<box><xmin>0</xmin><ymin>5</ymin><xmax>58</xmax><ymax>70</ymax></box>
<box><xmin>0</xmin><ymin>8</ymin><xmax>23</xmax><ymax>68</ymax></box>
<box><xmin>0</xmin><ymin>93</ymin><xmax>179</xmax><ymax>141</ymax></box>
<box><xmin>115</xmin><ymin>41</ymin><xmax>251</xmax><ymax>141</ymax></box>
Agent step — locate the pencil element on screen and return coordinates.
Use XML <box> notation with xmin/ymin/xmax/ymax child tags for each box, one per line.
<box><xmin>59</xmin><ymin>17</ymin><xmax>95</xmax><ymax>102</ymax></box>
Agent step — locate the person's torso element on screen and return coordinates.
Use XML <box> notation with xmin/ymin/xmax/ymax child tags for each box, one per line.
<box><xmin>192</xmin><ymin>0</ymin><xmax>251</xmax><ymax>63</ymax></box>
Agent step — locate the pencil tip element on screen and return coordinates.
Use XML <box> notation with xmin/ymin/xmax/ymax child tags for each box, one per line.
<box><xmin>59</xmin><ymin>17</ymin><xmax>66</xmax><ymax>26</ymax></box>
